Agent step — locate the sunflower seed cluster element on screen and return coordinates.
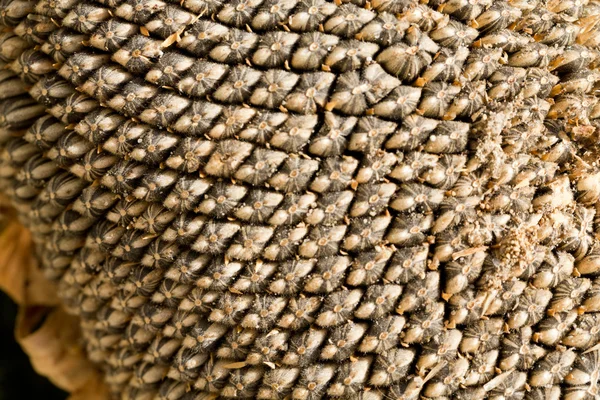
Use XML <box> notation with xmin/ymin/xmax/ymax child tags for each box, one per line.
<box><xmin>3</xmin><ymin>0</ymin><xmax>600</xmax><ymax>398</ymax></box>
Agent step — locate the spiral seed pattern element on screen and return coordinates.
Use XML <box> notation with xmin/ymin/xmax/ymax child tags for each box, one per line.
<box><xmin>3</xmin><ymin>0</ymin><xmax>600</xmax><ymax>399</ymax></box>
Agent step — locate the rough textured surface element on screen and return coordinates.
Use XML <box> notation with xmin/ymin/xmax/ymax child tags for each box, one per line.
<box><xmin>2</xmin><ymin>0</ymin><xmax>600</xmax><ymax>398</ymax></box>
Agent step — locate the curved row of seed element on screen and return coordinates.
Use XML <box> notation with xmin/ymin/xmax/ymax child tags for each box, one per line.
<box><xmin>4</xmin><ymin>0</ymin><xmax>600</xmax><ymax>398</ymax></box>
